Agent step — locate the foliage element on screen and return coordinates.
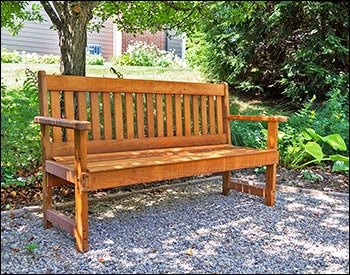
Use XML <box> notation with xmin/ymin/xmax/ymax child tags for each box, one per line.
<box><xmin>1</xmin><ymin>70</ymin><xmax>41</xmax><ymax>187</ymax></box>
<box><xmin>1</xmin><ymin>1</ymin><xmax>44</xmax><ymax>35</ymax></box>
<box><xmin>301</xmin><ymin>169</ymin><xmax>323</xmax><ymax>181</ymax></box>
<box><xmin>26</xmin><ymin>242</ymin><xmax>39</xmax><ymax>254</ymax></box>
<box><xmin>94</xmin><ymin>1</ymin><xmax>206</xmax><ymax>35</ymax></box>
<box><xmin>86</xmin><ymin>54</ymin><xmax>104</xmax><ymax>65</ymax></box>
<box><xmin>112</xmin><ymin>41</ymin><xmax>186</xmax><ymax>68</ymax></box>
<box><xmin>186</xmin><ymin>1</ymin><xmax>349</xmax><ymax>105</ymax></box>
<box><xmin>1</xmin><ymin>48</ymin><xmax>23</xmax><ymax>63</ymax></box>
<box><xmin>230</xmin><ymin>90</ymin><xmax>349</xmax><ymax>173</ymax></box>
<box><xmin>279</xmin><ymin>127</ymin><xmax>348</xmax><ymax>173</ymax></box>
<box><xmin>1</xmin><ymin>48</ymin><xmax>104</xmax><ymax>65</ymax></box>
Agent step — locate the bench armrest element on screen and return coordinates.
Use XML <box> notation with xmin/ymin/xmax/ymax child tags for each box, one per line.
<box><xmin>227</xmin><ymin>115</ymin><xmax>288</xmax><ymax>122</ymax></box>
<box><xmin>34</xmin><ymin>116</ymin><xmax>91</xmax><ymax>130</ymax></box>
<box><xmin>227</xmin><ymin>115</ymin><xmax>288</xmax><ymax>150</ymax></box>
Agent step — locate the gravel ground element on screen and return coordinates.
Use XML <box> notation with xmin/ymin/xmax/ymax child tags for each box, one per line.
<box><xmin>1</xmin><ymin>180</ymin><xmax>349</xmax><ymax>274</ymax></box>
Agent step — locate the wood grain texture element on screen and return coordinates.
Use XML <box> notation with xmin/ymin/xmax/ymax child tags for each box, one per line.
<box><xmin>35</xmin><ymin>71</ymin><xmax>288</xmax><ymax>253</ymax></box>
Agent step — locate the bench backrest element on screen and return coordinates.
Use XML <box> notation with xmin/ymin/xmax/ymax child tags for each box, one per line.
<box><xmin>38</xmin><ymin>71</ymin><xmax>231</xmax><ymax>157</ymax></box>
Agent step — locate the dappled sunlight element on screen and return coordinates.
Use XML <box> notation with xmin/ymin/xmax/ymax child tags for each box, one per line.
<box><xmin>1</xmin><ymin>181</ymin><xmax>348</xmax><ymax>273</ymax></box>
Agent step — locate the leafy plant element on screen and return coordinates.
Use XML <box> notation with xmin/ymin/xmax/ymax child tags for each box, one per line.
<box><xmin>112</xmin><ymin>41</ymin><xmax>186</xmax><ymax>68</ymax></box>
<box><xmin>1</xmin><ymin>47</ymin><xmax>103</xmax><ymax>65</ymax></box>
<box><xmin>1</xmin><ymin>69</ymin><xmax>41</xmax><ymax>187</ymax></box>
<box><xmin>86</xmin><ymin>53</ymin><xmax>104</xmax><ymax>65</ymax></box>
<box><xmin>279</xmin><ymin>127</ymin><xmax>348</xmax><ymax>174</ymax></box>
<box><xmin>301</xmin><ymin>169</ymin><xmax>323</xmax><ymax>181</ymax></box>
<box><xmin>26</xmin><ymin>242</ymin><xmax>39</xmax><ymax>254</ymax></box>
<box><xmin>1</xmin><ymin>47</ymin><xmax>22</xmax><ymax>63</ymax></box>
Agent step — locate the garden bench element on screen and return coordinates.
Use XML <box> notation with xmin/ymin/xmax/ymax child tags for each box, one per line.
<box><xmin>34</xmin><ymin>70</ymin><xmax>288</xmax><ymax>252</ymax></box>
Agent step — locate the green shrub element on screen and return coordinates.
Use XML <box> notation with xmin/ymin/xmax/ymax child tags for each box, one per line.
<box><xmin>21</xmin><ymin>52</ymin><xmax>60</xmax><ymax>64</ymax></box>
<box><xmin>112</xmin><ymin>41</ymin><xmax>186</xmax><ymax>68</ymax></box>
<box><xmin>1</xmin><ymin>47</ymin><xmax>22</xmax><ymax>63</ymax></box>
<box><xmin>186</xmin><ymin>2</ymin><xmax>349</xmax><ymax>105</ymax></box>
<box><xmin>1</xmin><ymin>47</ymin><xmax>104</xmax><ymax>65</ymax></box>
<box><xmin>86</xmin><ymin>54</ymin><xmax>104</xmax><ymax>65</ymax></box>
<box><xmin>1</xmin><ymin>70</ymin><xmax>41</xmax><ymax>186</ymax></box>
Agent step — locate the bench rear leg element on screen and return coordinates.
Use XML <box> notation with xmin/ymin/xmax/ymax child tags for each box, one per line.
<box><xmin>265</xmin><ymin>164</ymin><xmax>277</xmax><ymax>206</ymax></box>
<box><xmin>75</xmin><ymin>186</ymin><xmax>89</xmax><ymax>252</ymax></box>
<box><xmin>222</xmin><ymin>171</ymin><xmax>231</xmax><ymax>195</ymax></box>
<box><xmin>43</xmin><ymin>172</ymin><xmax>53</xmax><ymax>229</ymax></box>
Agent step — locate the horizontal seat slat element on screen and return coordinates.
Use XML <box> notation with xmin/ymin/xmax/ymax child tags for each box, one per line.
<box><xmin>79</xmin><ymin>151</ymin><xmax>278</xmax><ymax>191</ymax></box>
<box><xmin>49</xmin><ymin>145</ymin><xmax>277</xmax><ymax>173</ymax></box>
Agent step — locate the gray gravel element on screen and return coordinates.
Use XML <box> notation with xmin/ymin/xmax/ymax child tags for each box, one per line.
<box><xmin>1</xmin><ymin>180</ymin><xmax>349</xmax><ymax>274</ymax></box>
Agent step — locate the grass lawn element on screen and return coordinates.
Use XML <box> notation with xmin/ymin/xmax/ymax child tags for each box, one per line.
<box><xmin>1</xmin><ymin>63</ymin><xmax>206</xmax><ymax>90</ymax></box>
<box><xmin>1</xmin><ymin>62</ymin><xmax>291</xmax><ymax>117</ymax></box>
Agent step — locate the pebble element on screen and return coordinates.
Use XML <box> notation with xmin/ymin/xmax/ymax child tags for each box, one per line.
<box><xmin>1</xmin><ymin>180</ymin><xmax>349</xmax><ymax>274</ymax></box>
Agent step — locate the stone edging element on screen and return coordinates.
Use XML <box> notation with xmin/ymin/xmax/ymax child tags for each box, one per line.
<box><xmin>1</xmin><ymin>176</ymin><xmax>348</xmax><ymax>216</ymax></box>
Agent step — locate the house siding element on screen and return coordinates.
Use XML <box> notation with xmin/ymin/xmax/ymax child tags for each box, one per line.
<box><xmin>1</xmin><ymin>11</ymin><xmax>114</xmax><ymax>60</ymax></box>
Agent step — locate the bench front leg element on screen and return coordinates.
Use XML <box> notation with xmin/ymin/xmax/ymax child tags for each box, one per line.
<box><xmin>75</xmin><ymin>184</ymin><xmax>89</xmax><ymax>252</ymax></box>
<box><xmin>265</xmin><ymin>121</ymin><xmax>278</xmax><ymax>206</ymax></box>
<box><xmin>265</xmin><ymin>164</ymin><xmax>277</xmax><ymax>206</ymax></box>
<box><xmin>74</xmin><ymin>129</ymin><xmax>89</xmax><ymax>252</ymax></box>
<box><xmin>42</xmin><ymin>171</ymin><xmax>53</xmax><ymax>229</ymax></box>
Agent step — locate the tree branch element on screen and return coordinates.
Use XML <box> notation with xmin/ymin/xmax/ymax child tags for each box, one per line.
<box><xmin>40</xmin><ymin>1</ymin><xmax>62</xmax><ymax>30</ymax></box>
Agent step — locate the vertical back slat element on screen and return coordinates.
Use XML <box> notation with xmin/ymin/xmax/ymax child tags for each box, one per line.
<box><xmin>192</xmin><ymin>95</ymin><xmax>200</xmax><ymax>135</ymax></box>
<box><xmin>125</xmin><ymin>93</ymin><xmax>134</xmax><ymax>139</ymax></box>
<box><xmin>114</xmin><ymin>93</ymin><xmax>124</xmax><ymax>140</ymax></box>
<box><xmin>216</xmin><ymin>96</ymin><xmax>223</xmax><ymax>134</ymax></box>
<box><xmin>102</xmin><ymin>93</ymin><xmax>112</xmax><ymax>140</ymax></box>
<box><xmin>146</xmin><ymin>94</ymin><xmax>155</xmax><ymax>137</ymax></box>
<box><xmin>136</xmin><ymin>93</ymin><xmax>145</xmax><ymax>138</ymax></box>
<box><xmin>165</xmin><ymin>94</ymin><xmax>173</xmax><ymax>137</ymax></box>
<box><xmin>64</xmin><ymin>92</ymin><xmax>75</xmax><ymax>141</ymax></box>
<box><xmin>222</xmin><ymin>82</ymin><xmax>231</xmax><ymax>144</ymax></box>
<box><xmin>208</xmin><ymin>96</ymin><xmax>216</xmax><ymax>134</ymax></box>
<box><xmin>184</xmin><ymin>95</ymin><xmax>191</xmax><ymax>136</ymax></box>
<box><xmin>174</xmin><ymin>95</ymin><xmax>182</xmax><ymax>136</ymax></box>
<box><xmin>50</xmin><ymin>91</ymin><xmax>62</xmax><ymax>142</ymax></box>
<box><xmin>156</xmin><ymin>94</ymin><xmax>164</xmax><ymax>137</ymax></box>
<box><xmin>200</xmin><ymin>96</ymin><xmax>208</xmax><ymax>135</ymax></box>
<box><xmin>90</xmin><ymin>92</ymin><xmax>101</xmax><ymax>140</ymax></box>
<box><xmin>77</xmin><ymin>92</ymin><xmax>87</xmax><ymax>121</ymax></box>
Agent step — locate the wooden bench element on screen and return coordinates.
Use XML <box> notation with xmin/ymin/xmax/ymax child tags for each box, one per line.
<box><xmin>34</xmin><ymin>70</ymin><xmax>288</xmax><ymax>252</ymax></box>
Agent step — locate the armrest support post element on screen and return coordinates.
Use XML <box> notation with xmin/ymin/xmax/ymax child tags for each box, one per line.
<box><xmin>267</xmin><ymin>121</ymin><xmax>278</xmax><ymax>149</ymax></box>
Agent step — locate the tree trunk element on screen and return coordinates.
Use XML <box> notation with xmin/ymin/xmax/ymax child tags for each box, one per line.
<box><xmin>41</xmin><ymin>1</ymin><xmax>99</xmax><ymax>76</ymax></box>
<box><xmin>58</xmin><ymin>17</ymin><xmax>88</xmax><ymax>76</ymax></box>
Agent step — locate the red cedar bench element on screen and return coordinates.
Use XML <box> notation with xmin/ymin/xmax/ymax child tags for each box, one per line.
<box><xmin>34</xmin><ymin>70</ymin><xmax>288</xmax><ymax>252</ymax></box>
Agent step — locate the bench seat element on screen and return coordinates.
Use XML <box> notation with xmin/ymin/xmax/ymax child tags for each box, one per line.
<box><xmin>47</xmin><ymin>144</ymin><xmax>278</xmax><ymax>191</ymax></box>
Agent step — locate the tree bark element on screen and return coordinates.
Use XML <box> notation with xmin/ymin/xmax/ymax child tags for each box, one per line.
<box><xmin>40</xmin><ymin>1</ymin><xmax>99</xmax><ymax>76</ymax></box>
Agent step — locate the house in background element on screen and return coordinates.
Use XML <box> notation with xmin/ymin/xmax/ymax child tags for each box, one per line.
<box><xmin>1</xmin><ymin>10</ymin><xmax>186</xmax><ymax>61</ymax></box>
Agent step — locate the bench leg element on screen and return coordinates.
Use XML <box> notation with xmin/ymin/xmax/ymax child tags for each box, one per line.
<box><xmin>43</xmin><ymin>172</ymin><xmax>53</xmax><ymax>229</ymax></box>
<box><xmin>75</xmin><ymin>186</ymin><xmax>89</xmax><ymax>253</ymax></box>
<box><xmin>265</xmin><ymin>164</ymin><xmax>277</xmax><ymax>206</ymax></box>
<box><xmin>222</xmin><ymin>171</ymin><xmax>231</xmax><ymax>195</ymax></box>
